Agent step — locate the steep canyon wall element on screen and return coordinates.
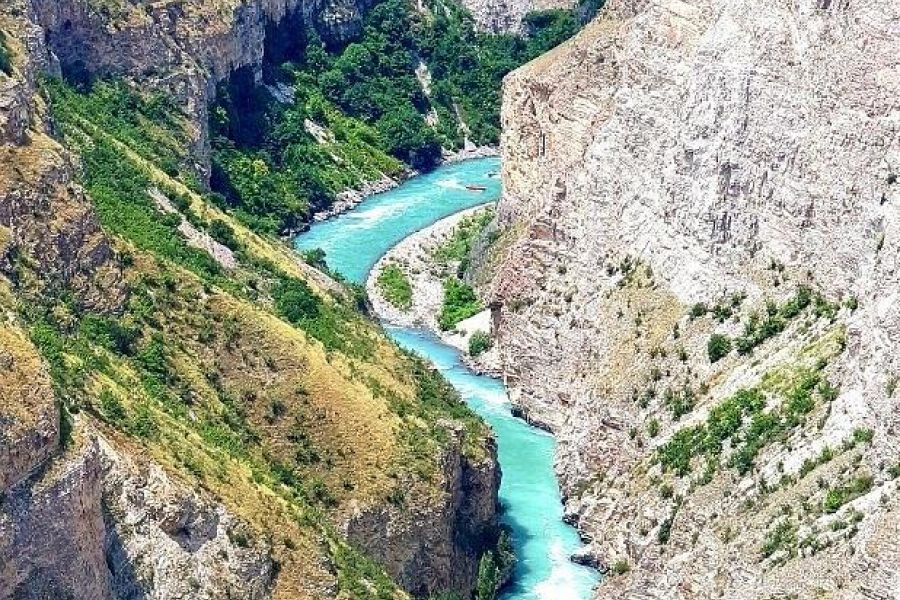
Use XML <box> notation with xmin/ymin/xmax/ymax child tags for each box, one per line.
<box><xmin>490</xmin><ymin>0</ymin><xmax>900</xmax><ymax>597</ymax></box>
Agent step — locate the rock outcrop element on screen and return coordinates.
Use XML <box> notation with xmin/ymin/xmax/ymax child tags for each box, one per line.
<box><xmin>25</xmin><ymin>0</ymin><xmax>375</xmax><ymax>175</ymax></box>
<box><xmin>99</xmin><ymin>436</ymin><xmax>276</xmax><ymax>600</ymax></box>
<box><xmin>489</xmin><ymin>0</ymin><xmax>900</xmax><ymax>597</ymax></box>
<box><xmin>344</xmin><ymin>428</ymin><xmax>500</xmax><ymax>598</ymax></box>
<box><xmin>460</xmin><ymin>0</ymin><xmax>576</xmax><ymax>34</ymax></box>
<box><xmin>1</xmin><ymin>437</ymin><xmax>115</xmax><ymax>600</ymax></box>
<box><xmin>0</xmin><ymin>4</ymin><xmax>125</xmax><ymax>312</ymax></box>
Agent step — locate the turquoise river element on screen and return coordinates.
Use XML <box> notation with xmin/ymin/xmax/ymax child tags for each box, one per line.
<box><xmin>295</xmin><ymin>157</ymin><xmax>599</xmax><ymax>600</ymax></box>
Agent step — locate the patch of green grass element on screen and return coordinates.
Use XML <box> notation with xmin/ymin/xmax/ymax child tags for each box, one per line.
<box><xmin>376</xmin><ymin>263</ymin><xmax>413</xmax><ymax>311</ymax></box>
<box><xmin>438</xmin><ymin>278</ymin><xmax>481</xmax><ymax>331</ymax></box>
<box><xmin>330</xmin><ymin>540</ymin><xmax>400</xmax><ymax>599</ymax></box>
<box><xmin>433</xmin><ymin>208</ymin><xmax>494</xmax><ymax>265</ymax></box>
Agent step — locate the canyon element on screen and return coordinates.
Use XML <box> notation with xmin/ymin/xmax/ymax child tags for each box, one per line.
<box><xmin>485</xmin><ymin>0</ymin><xmax>900</xmax><ymax>597</ymax></box>
<box><xmin>3</xmin><ymin>0</ymin><xmax>899</xmax><ymax>597</ymax></box>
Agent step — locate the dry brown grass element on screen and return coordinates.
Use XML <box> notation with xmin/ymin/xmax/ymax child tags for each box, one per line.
<box><xmin>0</xmin><ymin>309</ymin><xmax>55</xmax><ymax>438</ymax></box>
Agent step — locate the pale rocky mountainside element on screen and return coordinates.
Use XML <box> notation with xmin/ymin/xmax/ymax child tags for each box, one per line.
<box><xmin>0</xmin><ymin>1</ymin><xmax>500</xmax><ymax>599</ymax></box>
<box><xmin>460</xmin><ymin>0</ymin><xmax>575</xmax><ymax>33</ymax></box>
<box><xmin>484</xmin><ymin>0</ymin><xmax>900</xmax><ymax>597</ymax></box>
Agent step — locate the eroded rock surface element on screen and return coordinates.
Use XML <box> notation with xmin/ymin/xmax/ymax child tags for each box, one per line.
<box><xmin>344</xmin><ymin>427</ymin><xmax>499</xmax><ymax>598</ymax></box>
<box><xmin>461</xmin><ymin>0</ymin><xmax>576</xmax><ymax>33</ymax></box>
<box><xmin>488</xmin><ymin>0</ymin><xmax>900</xmax><ymax>597</ymax></box>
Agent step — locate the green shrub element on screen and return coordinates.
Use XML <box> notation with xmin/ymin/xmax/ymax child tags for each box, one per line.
<box><xmin>302</xmin><ymin>248</ymin><xmax>329</xmax><ymax>271</ymax></box>
<box><xmin>273</xmin><ymin>276</ymin><xmax>321</xmax><ymax>323</ymax></box>
<box><xmin>99</xmin><ymin>389</ymin><xmax>127</xmax><ymax>425</ymax></box>
<box><xmin>474</xmin><ymin>551</ymin><xmax>502</xmax><ymax>600</ymax></box>
<box><xmin>852</xmin><ymin>427</ymin><xmax>874</xmax><ymax>444</ymax></box>
<box><xmin>78</xmin><ymin>314</ymin><xmax>138</xmax><ymax>355</ymax></box>
<box><xmin>664</xmin><ymin>386</ymin><xmax>696</xmax><ymax>420</ymax></box>
<box><xmin>135</xmin><ymin>334</ymin><xmax>169</xmax><ymax>379</ymax></box>
<box><xmin>129</xmin><ymin>401</ymin><xmax>158</xmax><ymax>439</ymax></box>
<box><xmin>468</xmin><ymin>330</ymin><xmax>492</xmax><ymax>357</ymax></box>
<box><xmin>208</xmin><ymin>219</ymin><xmax>240</xmax><ymax>250</ymax></box>
<box><xmin>659</xmin><ymin>371</ymin><xmax>829</xmax><ymax>479</ymax></box>
<box><xmin>823</xmin><ymin>474</ymin><xmax>873</xmax><ymax>513</ymax></box>
<box><xmin>376</xmin><ymin>264</ymin><xmax>413</xmax><ymax>311</ymax></box>
<box><xmin>438</xmin><ymin>278</ymin><xmax>481</xmax><ymax>331</ymax></box>
<box><xmin>689</xmin><ymin>302</ymin><xmax>708</xmax><ymax>318</ymax></box>
<box><xmin>707</xmin><ymin>334</ymin><xmax>732</xmax><ymax>363</ymax></box>
<box><xmin>761</xmin><ymin>519</ymin><xmax>796</xmax><ymax>558</ymax></box>
<box><xmin>610</xmin><ymin>559</ymin><xmax>630</xmax><ymax>576</ymax></box>
<box><xmin>58</xmin><ymin>404</ymin><xmax>74</xmax><ymax>448</ymax></box>
<box><xmin>657</xmin><ymin>516</ymin><xmax>673</xmax><ymax>544</ymax></box>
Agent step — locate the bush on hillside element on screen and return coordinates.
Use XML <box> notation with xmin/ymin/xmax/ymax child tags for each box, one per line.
<box><xmin>707</xmin><ymin>334</ymin><xmax>732</xmax><ymax>363</ymax></box>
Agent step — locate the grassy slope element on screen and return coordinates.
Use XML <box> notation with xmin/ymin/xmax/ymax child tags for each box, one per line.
<box><xmin>24</xmin><ymin>78</ymin><xmax>492</xmax><ymax>599</ymax></box>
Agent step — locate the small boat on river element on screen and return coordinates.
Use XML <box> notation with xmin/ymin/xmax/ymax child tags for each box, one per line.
<box><xmin>466</xmin><ymin>184</ymin><xmax>487</xmax><ymax>192</ymax></box>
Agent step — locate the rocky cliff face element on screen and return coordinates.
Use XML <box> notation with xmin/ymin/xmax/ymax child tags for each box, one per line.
<box><xmin>344</xmin><ymin>430</ymin><xmax>500</xmax><ymax>598</ymax></box>
<box><xmin>490</xmin><ymin>0</ymin><xmax>900</xmax><ymax>597</ymax></box>
<box><xmin>0</xmin><ymin>5</ymin><xmax>125</xmax><ymax>312</ymax></box>
<box><xmin>26</xmin><ymin>0</ymin><xmax>374</xmax><ymax>175</ymax></box>
<box><xmin>460</xmin><ymin>0</ymin><xmax>575</xmax><ymax>33</ymax></box>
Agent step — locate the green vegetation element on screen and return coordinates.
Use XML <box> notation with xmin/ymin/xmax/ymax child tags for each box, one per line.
<box><xmin>468</xmin><ymin>330</ymin><xmax>492</xmax><ymax>357</ymax></box>
<box><xmin>44</xmin><ymin>80</ymin><xmax>225</xmax><ymax>279</ymax></box>
<box><xmin>376</xmin><ymin>263</ymin><xmax>413</xmax><ymax>310</ymax></box>
<box><xmin>474</xmin><ymin>531</ymin><xmax>515</xmax><ymax>600</ymax></box>
<box><xmin>610</xmin><ymin>559</ymin><xmax>631</xmax><ymax>576</ymax></box>
<box><xmin>331</xmin><ymin>541</ymin><xmax>401</xmax><ymax>598</ymax></box>
<box><xmin>29</xmin><ymin>0</ymin><xmax>599</xmax><ymax>590</ymax></box>
<box><xmin>689</xmin><ymin>293</ymin><xmax>745</xmax><ymax>322</ymax></box>
<box><xmin>273</xmin><ymin>276</ymin><xmax>322</xmax><ymax>322</ymax></box>
<box><xmin>433</xmin><ymin>208</ymin><xmax>494</xmax><ymax>267</ymax></box>
<box><xmin>707</xmin><ymin>333</ymin><xmax>732</xmax><ymax>363</ymax></box>
<box><xmin>0</xmin><ymin>30</ymin><xmax>12</xmax><ymax>76</ymax></box>
<box><xmin>658</xmin><ymin>365</ymin><xmax>834</xmax><ymax>477</ymax></box>
<box><xmin>689</xmin><ymin>302</ymin><xmax>708</xmax><ymax>318</ymax></box>
<box><xmin>761</xmin><ymin>519</ymin><xmax>797</xmax><ymax>559</ymax></box>
<box><xmin>663</xmin><ymin>385</ymin><xmax>696</xmax><ymax>420</ymax></box>
<box><xmin>823</xmin><ymin>473</ymin><xmax>873</xmax><ymax>513</ymax></box>
<box><xmin>734</xmin><ymin>287</ymin><xmax>834</xmax><ymax>355</ymax></box>
<box><xmin>210</xmin><ymin>0</ymin><xmax>589</xmax><ymax>234</ymax></box>
<box><xmin>656</xmin><ymin>514</ymin><xmax>673</xmax><ymax>544</ymax></box>
<box><xmin>438</xmin><ymin>278</ymin><xmax>481</xmax><ymax>330</ymax></box>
